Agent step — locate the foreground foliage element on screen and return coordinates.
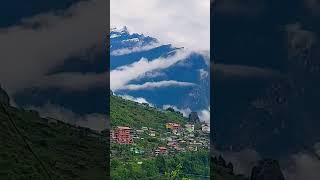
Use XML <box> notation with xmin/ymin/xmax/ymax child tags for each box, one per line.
<box><xmin>0</xmin><ymin>105</ymin><xmax>107</xmax><ymax>180</ymax></box>
<box><xmin>111</xmin><ymin>150</ymin><xmax>209</xmax><ymax>180</ymax></box>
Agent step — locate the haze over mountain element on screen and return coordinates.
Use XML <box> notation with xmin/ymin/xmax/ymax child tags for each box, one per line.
<box><xmin>110</xmin><ymin>27</ymin><xmax>210</xmax><ymax>122</ymax></box>
<box><xmin>0</xmin><ymin>0</ymin><xmax>108</xmax><ymax>131</ymax></box>
<box><xmin>212</xmin><ymin>1</ymin><xmax>320</xmax><ymax>179</ymax></box>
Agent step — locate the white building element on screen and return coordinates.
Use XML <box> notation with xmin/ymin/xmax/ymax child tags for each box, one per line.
<box><xmin>201</xmin><ymin>124</ymin><xmax>210</xmax><ymax>133</ymax></box>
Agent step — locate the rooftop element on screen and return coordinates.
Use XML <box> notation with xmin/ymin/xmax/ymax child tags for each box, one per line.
<box><xmin>158</xmin><ymin>147</ymin><xmax>167</xmax><ymax>150</ymax></box>
<box><xmin>117</xmin><ymin>126</ymin><xmax>131</xmax><ymax>130</ymax></box>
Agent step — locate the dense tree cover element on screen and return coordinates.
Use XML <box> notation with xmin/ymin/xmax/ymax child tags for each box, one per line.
<box><xmin>0</xmin><ymin>87</ymin><xmax>277</xmax><ymax>180</ymax></box>
<box><xmin>110</xmin><ymin>94</ymin><xmax>254</xmax><ymax>180</ymax></box>
<box><xmin>0</xmin><ymin>104</ymin><xmax>107</xmax><ymax>180</ymax></box>
<box><xmin>111</xmin><ymin>95</ymin><xmax>210</xmax><ymax>179</ymax></box>
<box><xmin>110</xmin><ymin>95</ymin><xmax>187</xmax><ymax>130</ymax></box>
<box><xmin>111</xmin><ymin>150</ymin><xmax>209</xmax><ymax>180</ymax></box>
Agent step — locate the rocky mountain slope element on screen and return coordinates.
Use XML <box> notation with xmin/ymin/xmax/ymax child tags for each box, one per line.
<box><xmin>110</xmin><ymin>27</ymin><xmax>210</xmax><ymax>116</ymax></box>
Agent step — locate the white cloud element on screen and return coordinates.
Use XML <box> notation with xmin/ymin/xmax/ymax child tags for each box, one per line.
<box><xmin>110</xmin><ymin>34</ymin><xmax>120</xmax><ymax>38</ymax></box>
<box><xmin>220</xmin><ymin>149</ymin><xmax>261</xmax><ymax>176</ymax></box>
<box><xmin>119</xmin><ymin>94</ymin><xmax>154</xmax><ymax>107</ymax></box>
<box><xmin>218</xmin><ymin>147</ymin><xmax>320</xmax><ymax>180</ymax></box>
<box><xmin>217</xmin><ymin>146</ymin><xmax>320</xmax><ymax>180</ymax></box>
<box><xmin>199</xmin><ymin>69</ymin><xmax>209</xmax><ymax>79</ymax></box>
<box><xmin>198</xmin><ymin>107</ymin><xmax>210</xmax><ymax>123</ymax></box>
<box><xmin>0</xmin><ymin>0</ymin><xmax>107</xmax><ymax>94</ymax></box>
<box><xmin>119</xmin><ymin>80</ymin><xmax>196</xmax><ymax>91</ymax></box>
<box><xmin>111</xmin><ymin>42</ymin><xmax>161</xmax><ymax>56</ymax></box>
<box><xmin>111</xmin><ymin>0</ymin><xmax>210</xmax><ymax>51</ymax></box>
<box><xmin>284</xmin><ymin>153</ymin><xmax>320</xmax><ymax>180</ymax></box>
<box><xmin>110</xmin><ymin>49</ymin><xmax>191</xmax><ymax>91</ymax></box>
<box><xmin>140</xmin><ymin>71</ymin><xmax>166</xmax><ymax>79</ymax></box>
<box><xmin>162</xmin><ymin>105</ymin><xmax>210</xmax><ymax>122</ymax></box>
<box><xmin>163</xmin><ymin>104</ymin><xmax>191</xmax><ymax>117</ymax></box>
<box><xmin>26</xmin><ymin>103</ymin><xmax>108</xmax><ymax>131</ymax></box>
<box><xmin>314</xmin><ymin>142</ymin><xmax>320</xmax><ymax>157</ymax></box>
<box><xmin>32</xmin><ymin>72</ymin><xmax>108</xmax><ymax>91</ymax></box>
<box><xmin>121</xmin><ymin>38</ymin><xmax>140</xmax><ymax>43</ymax></box>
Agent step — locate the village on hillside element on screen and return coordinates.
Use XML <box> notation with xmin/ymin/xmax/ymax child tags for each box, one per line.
<box><xmin>110</xmin><ymin>121</ymin><xmax>210</xmax><ymax>157</ymax></box>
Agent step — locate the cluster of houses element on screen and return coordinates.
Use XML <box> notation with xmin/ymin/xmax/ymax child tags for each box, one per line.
<box><xmin>162</xmin><ymin>122</ymin><xmax>209</xmax><ymax>154</ymax></box>
<box><xmin>110</xmin><ymin>121</ymin><xmax>210</xmax><ymax>156</ymax></box>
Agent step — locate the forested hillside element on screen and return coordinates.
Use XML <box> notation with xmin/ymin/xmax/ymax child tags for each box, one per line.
<box><xmin>110</xmin><ymin>95</ymin><xmax>188</xmax><ymax>129</ymax></box>
<box><xmin>0</xmin><ymin>88</ymin><xmax>107</xmax><ymax>180</ymax></box>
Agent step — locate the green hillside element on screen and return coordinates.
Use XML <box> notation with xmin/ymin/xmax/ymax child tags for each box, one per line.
<box><xmin>110</xmin><ymin>94</ymin><xmax>253</xmax><ymax>180</ymax></box>
<box><xmin>110</xmin><ymin>95</ymin><xmax>188</xmax><ymax>129</ymax></box>
<box><xmin>0</xmin><ymin>90</ymin><xmax>262</xmax><ymax>180</ymax></box>
<box><xmin>0</xmin><ymin>103</ymin><xmax>107</xmax><ymax>179</ymax></box>
<box><xmin>0</xmin><ymin>87</ymin><xmax>282</xmax><ymax>180</ymax></box>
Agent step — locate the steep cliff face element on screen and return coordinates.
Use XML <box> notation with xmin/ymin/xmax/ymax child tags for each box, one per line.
<box><xmin>189</xmin><ymin>111</ymin><xmax>201</xmax><ymax>123</ymax></box>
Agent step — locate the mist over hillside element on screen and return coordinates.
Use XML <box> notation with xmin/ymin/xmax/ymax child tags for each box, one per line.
<box><xmin>110</xmin><ymin>27</ymin><xmax>210</xmax><ymax>122</ymax></box>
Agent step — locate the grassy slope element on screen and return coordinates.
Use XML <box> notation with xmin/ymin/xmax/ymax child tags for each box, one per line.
<box><xmin>110</xmin><ymin>95</ymin><xmax>187</xmax><ymax>129</ymax></box>
<box><xmin>0</xmin><ymin>105</ymin><xmax>107</xmax><ymax>180</ymax></box>
<box><xmin>0</xmin><ymin>91</ymin><xmax>248</xmax><ymax>180</ymax></box>
<box><xmin>110</xmin><ymin>95</ymin><xmax>248</xmax><ymax>180</ymax></box>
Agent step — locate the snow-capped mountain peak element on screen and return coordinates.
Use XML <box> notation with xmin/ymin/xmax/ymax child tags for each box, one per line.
<box><xmin>110</xmin><ymin>27</ymin><xmax>210</xmax><ymax>121</ymax></box>
<box><xmin>110</xmin><ymin>26</ymin><xmax>129</xmax><ymax>34</ymax></box>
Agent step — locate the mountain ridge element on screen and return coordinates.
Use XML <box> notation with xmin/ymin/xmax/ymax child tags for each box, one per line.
<box><xmin>110</xmin><ymin>27</ymin><xmax>210</xmax><ymax>120</ymax></box>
